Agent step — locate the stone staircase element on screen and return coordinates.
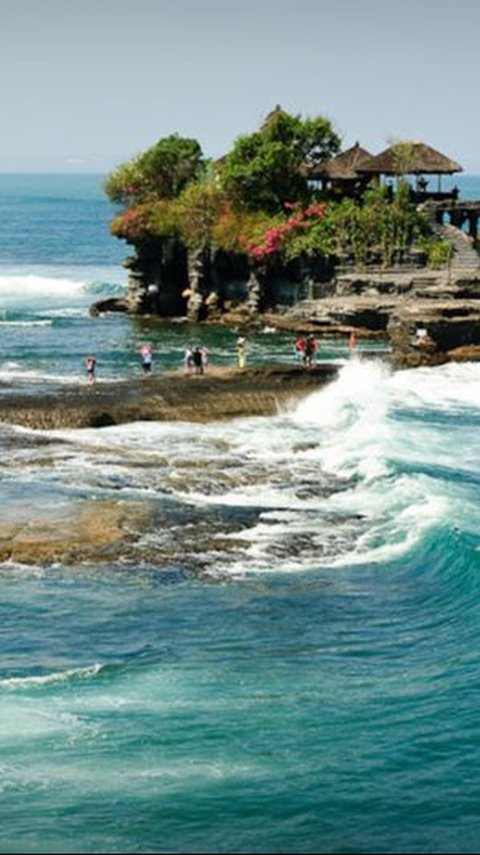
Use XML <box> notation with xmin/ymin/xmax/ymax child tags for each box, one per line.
<box><xmin>431</xmin><ymin>222</ymin><xmax>480</xmax><ymax>271</ymax></box>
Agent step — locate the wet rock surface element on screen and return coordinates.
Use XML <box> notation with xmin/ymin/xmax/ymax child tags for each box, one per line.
<box><xmin>0</xmin><ymin>500</ymin><xmax>154</xmax><ymax>566</ymax></box>
<box><xmin>0</xmin><ymin>364</ymin><xmax>339</xmax><ymax>430</ymax></box>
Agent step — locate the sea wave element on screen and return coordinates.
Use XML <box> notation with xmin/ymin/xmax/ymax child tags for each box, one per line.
<box><xmin>0</xmin><ymin>319</ymin><xmax>52</xmax><ymax>327</ymax></box>
<box><xmin>0</xmin><ymin>273</ymin><xmax>86</xmax><ymax>300</ymax></box>
<box><xmin>0</xmin><ymin>358</ymin><xmax>477</xmax><ymax>578</ymax></box>
<box><xmin>0</xmin><ymin>363</ymin><xmax>83</xmax><ymax>385</ymax></box>
<box><xmin>0</xmin><ymin>663</ymin><xmax>104</xmax><ymax>690</ymax></box>
<box><xmin>0</xmin><ymin>270</ymin><xmax>126</xmax><ymax>308</ymax></box>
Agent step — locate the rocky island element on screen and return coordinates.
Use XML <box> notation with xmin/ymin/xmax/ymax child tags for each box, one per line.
<box><xmin>94</xmin><ymin>108</ymin><xmax>480</xmax><ymax>368</ymax></box>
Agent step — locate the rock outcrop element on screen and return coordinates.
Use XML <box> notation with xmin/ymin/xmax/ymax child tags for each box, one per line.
<box><xmin>0</xmin><ymin>364</ymin><xmax>339</xmax><ymax>431</ymax></box>
<box><xmin>262</xmin><ymin>269</ymin><xmax>480</xmax><ymax>366</ymax></box>
<box><xmin>0</xmin><ymin>500</ymin><xmax>153</xmax><ymax>566</ymax></box>
<box><xmin>387</xmin><ymin>300</ymin><xmax>480</xmax><ymax>367</ymax></box>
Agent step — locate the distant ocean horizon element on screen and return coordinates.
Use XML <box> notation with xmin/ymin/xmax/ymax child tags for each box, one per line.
<box><xmin>0</xmin><ymin>173</ymin><xmax>479</xmax><ymax>854</ymax></box>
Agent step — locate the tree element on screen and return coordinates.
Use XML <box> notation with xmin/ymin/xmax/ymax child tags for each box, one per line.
<box><xmin>219</xmin><ymin>106</ymin><xmax>341</xmax><ymax>213</ymax></box>
<box><xmin>176</xmin><ymin>180</ymin><xmax>227</xmax><ymax>251</ymax></box>
<box><xmin>104</xmin><ymin>134</ymin><xmax>206</xmax><ymax>206</ymax></box>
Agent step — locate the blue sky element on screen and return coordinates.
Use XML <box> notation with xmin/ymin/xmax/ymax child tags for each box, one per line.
<box><xmin>1</xmin><ymin>0</ymin><xmax>479</xmax><ymax>173</ymax></box>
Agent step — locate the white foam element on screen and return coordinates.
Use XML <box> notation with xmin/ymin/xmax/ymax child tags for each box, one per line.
<box><xmin>0</xmin><ymin>319</ymin><xmax>52</xmax><ymax>327</ymax></box>
<box><xmin>290</xmin><ymin>360</ymin><xmax>392</xmax><ymax>481</ymax></box>
<box><xmin>293</xmin><ymin>358</ymin><xmax>390</xmax><ymax>429</ymax></box>
<box><xmin>5</xmin><ymin>358</ymin><xmax>477</xmax><ymax>577</ymax></box>
<box><xmin>0</xmin><ymin>269</ymin><xmax>126</xmax><ymax>311</ymax></box>
<box><xmin>0</xmin><ymin>663</ymin><xmax>103</xmax><ymax>689</ymax></box>
<box><xmin>0</xmin><ymin>273</ymin><xmax>86</xmax><ymax>301</ymax></box>
<box><xmin>0</xmin><ymin>365</ymin><xmax>82</xmax><ymax>385</ymax></box>
<box><xmin>389</xmin><ymin>361</ymin><xmax>480</xmax><ymax>410</ymax></box>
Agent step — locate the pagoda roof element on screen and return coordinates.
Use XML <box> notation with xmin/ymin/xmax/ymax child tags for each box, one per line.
<box><xmin>355</xmin><ymin>142</ymin><xmax>462</xmax><ymax>175</ymax></box>
<box><xmin>300</xmin><ymin>142</ymin><xmax>373</xmax><ymax>180</ymax></box>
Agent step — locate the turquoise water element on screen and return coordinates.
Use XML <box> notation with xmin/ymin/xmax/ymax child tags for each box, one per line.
<box><xmin>447</xmin><ymin>172</ymin><xmax>480</xmax><ymax>200</ymax></box>
<box><xmin>0</xmin><ymin>175</ymin><xmax>479</xmax><ymax>854</ymax></box>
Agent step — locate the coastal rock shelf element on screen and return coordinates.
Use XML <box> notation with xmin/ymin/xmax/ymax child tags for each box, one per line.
<box><xmin>0</xmin><ymin>364</ymin><xmax>339</xmax><ymax>430</ymax></box>
<box><xmin>0</xmin><ymin>500</ymin><xmax>152</xmax><ymax>566</ymax></box>
<box><xmin>261</xmin><ymin>271</ymin><xmax>480</xmax><ymax>367</ymax></box>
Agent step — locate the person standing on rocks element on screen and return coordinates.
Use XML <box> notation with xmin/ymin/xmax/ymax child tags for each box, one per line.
<box><xmin>139</xmin><ymin>344</ymin><xmax>153</xmax><ymax>375</ymax></box>
<box><xmin>200</xmin><ymin>345</ymin><xmax>209</xmax><ymax>372</ymax></box>
<box><xmin>85</xmin><ymin>354</ymin><xmax>96</xmax><ymax>385</ymax></box>
<box><xmin>294</xmin><ymin>336</ymin><xmax>306</xmax><ymax>363</ymax></box>
<box><xmin>236</xmin><ymin>336</ymin><xmax>247</xmax><ymax>369</ymax></box>
<box><xmin>304</xmin><ymin>334</ymin><xmax>318</xmax><ymax>368</ymax></box>
<box><xmin>184</xmin><ymin>346</ymin><xmax>195</xmax><ymax>374</ymax></box>
<box><xmin>192</xmin><ymin>346</ymin><xmax>204</xmax><ymax>375</ymax></box>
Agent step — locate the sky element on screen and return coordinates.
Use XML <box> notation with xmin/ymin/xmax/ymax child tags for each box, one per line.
<box><xmin>0</xmin><ymin>0</ymin><xmax>479</xmax><ymax>173</ymax></box>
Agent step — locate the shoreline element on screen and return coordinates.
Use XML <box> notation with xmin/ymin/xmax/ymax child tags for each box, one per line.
<box><xmin>0</xmin><ymin>363</ymin><xmax>340</xmax><ymax>430</ymax></box>
<box><xmin>0</xmin><ymin>362</ymin><xmax>340</xmax><ymax>566</ymax></box>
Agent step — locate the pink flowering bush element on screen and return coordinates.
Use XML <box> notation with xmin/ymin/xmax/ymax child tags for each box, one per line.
<box><xmin>248</xmin><ymin>201</ymin><xmax>328</xmax><ymax>260</ymax></box>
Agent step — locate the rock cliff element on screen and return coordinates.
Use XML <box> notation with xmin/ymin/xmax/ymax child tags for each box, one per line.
<box><xmin>262</xmin><ymin>270</ymin><xmax>480</xmax><ymax>367</ymax></box>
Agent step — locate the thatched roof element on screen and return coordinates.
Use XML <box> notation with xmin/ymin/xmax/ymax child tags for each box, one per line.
<box><xmin>260</xmin><ymin>104</ymin><xmax>288</xmax><ymax>131</ymax></box>
<box><xmin>300</xmin><ymin>142</ymin><xmax>373</xmax><ymax>180</ymax></box>
<box><xmin>356</xmin><ymin>142</ymin><xmax>462</xmax><ymax>175</ymax></box>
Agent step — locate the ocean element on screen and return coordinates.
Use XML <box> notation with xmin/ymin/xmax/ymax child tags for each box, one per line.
<box><xmin>0</xmin><ymin>173</ymin><xmax>478</xmax><ymax>854</ymax></box>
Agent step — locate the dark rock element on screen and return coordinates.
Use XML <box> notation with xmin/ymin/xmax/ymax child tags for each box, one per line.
<box><xmin>89</xmin><ymin>297</ymin><xmax>129</xmax><ymax>316</ymax></box>
<box><xmin>387</xmin><ymin>300</ymin><xmax>480</xmax><ymax>367</ymax></box>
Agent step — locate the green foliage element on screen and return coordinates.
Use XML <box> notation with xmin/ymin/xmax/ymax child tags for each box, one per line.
<box><xmin>211</xmin><ymin>207</ymin><xmax>284</xmax><ymax>256</ymax></box>
<box><xmin>219</xmin><ymin>107</ymin><xmax>340</xmax><ymax>213</ymax></box>
<box><xmin>175</xmin><ymin>181</ymin><xmax>228</xmax><ymax>250</ymax></box>
<box><xmin>260</xmin><ymin>108</ymin><xmax>340</xmax><ymax>164</ymax></box>
<box><xmin>105</xmin><ymin>115</ymin><xmax>444</xmax><ymax>273</ymax></box>
<box><xmin>282</xmin><ymin>213</ymin><xmax>334</xmax><ymax>260</ymax></box>
<box><xmin>211</xmin><ymin>202</ymin><xmax>331</xmax><ymax>262</ymax></box>
<box><xmin>104</xmin><ymin>160</ymin><xmax>145</xmax><ymax>207</ymax></box>
<box><xmin>219</xmin><ymin>135</ymin><xmax>304</xmax><ymax>213</ymax></box>
<box><xmin>263</xmin><ymin>203</ymin><xmax>332</xmax><ymax>260</ymax></box>
<box><xmin>110</xmin><ymin>200</ymin><xmax>179</xmax><ymax>243</ymax></box>
<box><xmin>416</xmin><ymin>237</ymin><xmax>454</xmax><ymax>269</ymax></box>
<box><xmin>316</xmin><ymin>187</ymin><xmax>428</xmax><ymax>269</ymax></box>
<box><xmin>104</xmin><ymin>134</ymin><xmax>206</xmax><ymax>206</ymax></box>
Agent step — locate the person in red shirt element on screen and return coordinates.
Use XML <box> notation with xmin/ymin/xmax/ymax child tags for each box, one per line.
<box><xmin>294</xmin><ymin>336</ymin><xmax>306</xmax><ymax>363</ymax></box>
